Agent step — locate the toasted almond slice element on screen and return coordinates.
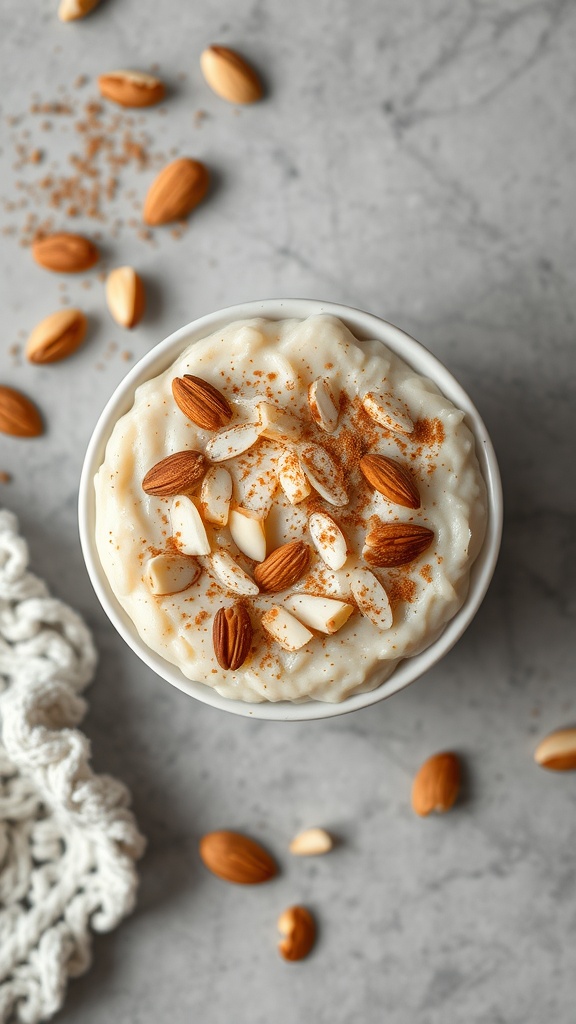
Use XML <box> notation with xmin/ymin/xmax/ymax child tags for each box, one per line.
<box><xmin>308</xmin><ymin>512</ymin><xmax>348</xmax><ymax>570</ymax></box>
<box><xmin>286</xmin><ymin>594</ymin><xmax>354</xmax><ymax>634</ymax></box>
<box><xmin>256</xmin><ymin>402</ymin><xmax>302</xmax><ymax>444</ymax></box>
<box><xmin>208</xmin><ymin>551</ymin><xmax>259</xmax><ymax>596</ymax></box>
<box><xmin>205</xmin><ymin>422</ymin><xmax>263</xmax><ymax>462</ymax></box>
<box><xmin>200</xmin><ymin>466</ymin><xmax>232</xmax><ymax>525</ymax></box>
<box><xmin>277</xmin><ymin>450</ymin><xmax>311</xmax><ymax>505</ymax></box>
<box><xmin>362</xmin><ymin>391</ymin><xmax>414</xmax><ymax>435</ymax></box>
<box><xmin>289</xmin><ymin>827</ymin><xmax>333</xmax><ymax>856</ymax></box>
<box><xmin>299</xmin><ymin>444</ymin><xmax>348</xmax><ymax>507</ymax></box>
<box><xmin>351</xmin><ymin>567</ymin><xmax>393</xmax><ymax>630</ymax></box>
<box><xmin>170</xmin><ymin>496</ymin><xmax>211</xmax><ymax>556</ymax></box>
<box><xmin>308</xmin><ymin>378</ymin><xmax>339</xmax><ymax>433</ymax></box>
<box><xmin>146</xmin><ymin>553</ymin><xmax>201</xmax><ymax>596</ymax></box>
<box><xmin>534</xmin><ymin>729</ymin><xmax>576</xmax><ymax>771</ymax></box>
<box><xmin>261</xmin><ymin>605</ymin><xmax>314</xmax><ymax>651</ymax></box>
<box><xmin>229</xmin><ymin>507</ymin><xmax>267</xmax><ymax>562</ymax></box>
<box><xmin>238</xmin><ymin>463</ymin><xmax>279</xmax><ymax>518</ymax></box>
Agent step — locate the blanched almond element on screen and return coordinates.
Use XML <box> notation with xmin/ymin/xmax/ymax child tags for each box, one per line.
<box><xmin>25</xmin><ymin>308</ymin><xmax>87</xmax><ymax>364</ymax></box>
<box><xmin>208</xmin><ymin>551</ymin><xmax>259</xmax><ymax>596</ymax></box>
<box><xmin>286</xmin><ymin>594</ymin><xmax>354</xmax><ymax>634</ymax></box>
<box><xmin>277</xmin><ymin>450</ymin><xmax>311</xmax><ymax>505</ymax></box>
<box><xmin>229</xmin><ymin>507</ymin><xmax>267</xmax><ymax>562</ymax></box>
<box><xmin>170</xmin><ymin>496</ymin><xmax>211</xmax><ymax>556</ymax></box>
<box><xmin>256</xmin><ymin>402</ymin><xmax>301</xmax><ymax>444</ymax></box>
<box><xmin>200</xmin><ymin>466</ymin><xmax>233</xmax><ymax>525</ymax></box>
<box><xmin>146</xmin><ymin>553</ymin><xmax>201</xmax><ymax>595</ymax></box>
<box><xmin>308</xmin><ymin>512</ymin><xmax>347</xmax><ymax>570</ymax></box>
<box><xmin>205</xmin><ymin>422</ymin><xmax>263</xmax><ymax>462</ymax></box>
<box><xmin>299</xmin><ymin>444</ymin><xmax>348</xmax><ymax>507</ymax></box>
<box><xmin>200</xmin><ymin>46</ymin><xmax>263</xmax><ymax>105</ymax></box>
<box><xmin>98</xmin><ymin>70</ymin><xmax>166</xmax><ymax>108</ymax></box>
<box><xmin>105</xmin><ymin>266</ymin><xmax>145</xmax><ymax>328</ymax></box>
<box><xmin>351</xmin><ymin>567</ymin><xmax>392</xmax><ymax>630</ymax></box>
<box><xmin>534</xmin><ymin>729</ymin><xmax>576</xmax><ymax>771</ymax></box>
<box><xmin>261</xmin><ymin>605</ymin><xmax>314</xmax><ymax>652</ymax></box>
<box><xmin>308</xmin><ymin>378</ymin><xmax>339</xmax><ymax>433</ymax></box>
<box><xmin>362</xmin><ymin>390</ymin><xmax>414</xmax><ymax>435</ymax></box>
<box><xmin>289</xmin><ymin>827</ymin><xmax>333</xmax><ymax>856</ymax></box>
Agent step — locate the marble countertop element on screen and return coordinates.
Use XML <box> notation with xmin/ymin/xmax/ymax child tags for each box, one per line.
<box><xmin>1</xmin><ymin>1</ymin><xmax>575</xmax><ymax>1021</ymax></box>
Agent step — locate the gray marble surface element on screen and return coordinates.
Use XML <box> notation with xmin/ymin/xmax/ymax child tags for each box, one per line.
<box><xmin>1</xmin><ymin>0</ymin><xmax>575</xmax><ymax>1021</ymax></box>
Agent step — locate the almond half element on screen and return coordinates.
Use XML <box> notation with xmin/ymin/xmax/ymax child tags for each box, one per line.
<box><xmin>146</xmin><ymin>553</ymin><xmax>201</xmax><ymax>596</ymax></box>
<box><xmin>278</xmin><ymin>906</ymin><xmax>316</xmax><ymax>962</ymax></box>
<box><xmin>143</xmin><ymin>158</ymin><xmax>209</xmax><ymax>226</ymax></box>
<box><xmin>360</xmin><ymin>454</ymin><xmax>420</xmax><ymax>509</ymax></box>
<box><xmin>362</xmin><ymin>390</ymin><xmax>414</xmax><ymax>435</ymax></box>
<box><xmin>286</xmin><ymin>594</ymin><xmax>354</xmax><ymax>635</ymax></box>
<box><xmin>26</xmin><ymin>308</ymin><xmax>87</xmax><ymax>364</ymax></box>
<box><xmin>199</xmin><ymin>830</ymin><xmax>277</xmax><ymax>884</ymax></box>
<box><xmin>534</xmin><ymin>728</ymin><xmax>576</xmax><ymax>771</ymax></box>
<box><xmin>289</xmin><ymin>827</ymin><xmax>333</xmax><ymax>856</ymax></box>
<box><xmin>254</xmin><ymin>540</ymin><xmax>310</xmax><ymax>593</ymax></box>
<box><xmin>261</xmin><ymin>605</ymin><xmax>314</xmax><ymax>652</ymax></box>
<box><xmin>213</xmin><ymin>603</ymin><xmax>253</xmax><ymax>671</ymax></box>
<box><xmin>142</xmin><ymin>451</ymin><xmax>206</xmax><ymax>496</ymax></box>
<box><xmin>32</xmin><ymin>232</ymin><xmax>98</xmax><ymax>273</ymax></box>
<box><xmin>299</xmin><ymin>443</ymin><xmax>348</xmax><ymax>507</ymax></box>
<box><xmin>200</xmin><ymin>46</ymin><xmax>263</xmax><ymax>105</ymax></box>
<box><xmin>411</xmin><ymin>752</ymin><xmax>461</xmax><ymax>816</ymax></box>
<box><xmin>363</xmin><ymin>522</ymin><xmax>433</xmax><ymax>568</ymax></box>
<box><xmin>98</xmin><ymin>70</ymin><xmax>166</xmax><ymax>108</ymax></box>
<box><xmin>106</xmin><ymin>266</ymin><xmax>145</xmax><ymax>328</ymax></box>
<box><xmin>0</xmin><ymin>386</ymin><xmax>43</xmax><ymax>438</ymax></box>
<box><xmin>172</xmin><ymin>374</ymin><xmax>232</xmax><ymax>431</ymax></box>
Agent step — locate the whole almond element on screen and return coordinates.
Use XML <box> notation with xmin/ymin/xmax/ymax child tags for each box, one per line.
<box><xmin>534</xmin><ymin>728</ymin><xmax>576</xmax><ymax>771</ymax></box>
<box><xmin>199</xmin><ymin>830</ymin><xmax>277</xmax><ymax>884</ymax></box>
<box><xmin>278</xmin><ymin>906</ymin><xmax>316</xmax><ymax>962</ymax></box>
<box><xmin>106</xmin><ymin>266</ymin><xmax>145</xmax><ymax>328</ymax></box>
<box><xmin>143</xmin><ymin>158</ymin><xmax>209</xmax><ymax>226</ymax></box>
<box><xmin>213</xmin><ymin>603</ymin><xmax>253</xmax><ymax>670</ymax></box>
<box><xmin>58</xmin><ymin>0</ymin><xmax>101</xmax><ymax>21</ymax></box>
<box><xmin>363</xmin><ymin>522</ymin><xmax>433</xmax><ymax>568</ymax></box>
<box><xmin>172</xmin><ymin>375</ymin><xmax>232</xmax><ymax>431</ymax></box>
<box><xmin>98</xmin><ymin>70</ymin><xmax>166</xmax><ymax>108</ymax></box>
<box><xmin>200</xmin><ymin>45</ymin><xmax>263</xmax><ymax>105</ymax></box>
<box><xmin>142</xmin><ymin>450</ymin><xmax>206</xmax><ymax>496</ymax></box>
<box><xmin>0</xmin><ymin>386</ymin><xmax>43</xmax><ymax>438</ymax></box>
<box><xmin>254</xmin><ymin>540</ymin><xmax>311</xmax><ymax>593</ymax></box>
<box><xmin>26</xmin><ymin>309</ymin><xmax>87</xmax><ymax>364</ymax></box>
<box><xmin>32</xmin><ymin>232</ymin><xmax>99</xmax><ymax>273</ymax></box>
<box><xmin>412</xmin><ymin>752</ymin><xmax>461</xmax><ymax>816</ymax></box>
<box><xmin>360</xmin><ymin>454</ymin><xmax>420</xmax><ymax>509</ymax></box>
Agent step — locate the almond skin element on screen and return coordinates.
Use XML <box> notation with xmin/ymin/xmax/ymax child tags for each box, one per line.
<box><xmin>58</xmin><ymin>0</ymin><xmax>100</xmax><ymax>21</ymax></box>
<box><xmin>278</xmin><ymin>906</ymin><xmax>316</xmax><ymax>961</ymax></box>
<box><xmin>213</xmin><ymin>603</ymin><xmax>253</xmax><ymax>670</ymax></box>
<box><xmin>105</xmin><ymin>266</ymin><xmax>145</xmax><ymax>328</ymax></box>
<box><xmin>360</xmin><ymin>454</ymin><xmax>420</xmax><ymax>509</ymax></box>
<box><xmin>142</xmin><ymin>450</ymin><xmax>206</xmax><ymax>496</ymax></box>
<box><xmin>98</xmin><ymin>70</ymin><xmax>166</xmax><ymax>108</ymax></box>
<box><xmin>0</xmin><ymin>386</ymin><xmax>43</xmax><ymax>438</ymax></box>
<box><xmin>199</xmin><ymin>830</ymin><xmax>277</xmax><ymax>884</ymax></box>
<box><xmin>25</xmin><ymin>308</ymin><xmax>87</xmax><ymax>364</ymax></box>
<box><xmin>32</xmin><ymin>232</ymin><xmax>99</xmax><ymax>273</ymax></box>
<box><xmin>363</xmin><ymin>522</ymin><xmax>433</xmax><ymax>568</ymax></box>
<box><xmin>254</xmin><ymin>540</ymin><xmax>311</xmax><ymax>593</ymax></box>
<box><xmin>143</xmin><ymin>158</ymin><xmax>209</xmax><ymax>226</ymax></box>
<box><xmin>172</xmin><ymin>375</ymin><xmax>232</xmax><ymax>431</ymax></box>
<box><xmin>534</xmin><ymin>728</ymin><xmax>576</xmax><ymax>771</ymax></box>
<box><xmin>200</xmin><ymin>45</ymin><xmax>263</xmax><ymax>105</ymax></box>
<box><xmin>411</xmin><ymin>752</ymin><xmax>461</xmax><ymax>816</ymax></box>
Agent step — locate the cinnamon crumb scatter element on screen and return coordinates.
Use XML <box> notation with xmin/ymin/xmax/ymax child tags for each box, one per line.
<box><xmin>194</xmin><ymin>610</ymin><xmax>209</xmax><ymax>626</ymax></box>
<box><xmin>387</xmin><ymin>574</ymin><xmax>417</xmax><ymax>604</ymax></box>
<box><xmin>420</xmin><ymin>564</ymin><xmax>433</xmax><ymax>583</ymax></box>
<box><xmin>413</xmin><ymin>418</ymin><xmax>445</xmax><ymax>448</ymax></box>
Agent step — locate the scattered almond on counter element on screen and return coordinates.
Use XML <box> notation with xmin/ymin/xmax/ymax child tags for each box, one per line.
<box><xmin>200</xmin><ymin>45</ymin><xmax>263</xmax><ymax>105</ymax></box>
<box><xmin>277</xmin><ymin>906</ymin><xmax>316</xmax><ymax>961</ymax></box>
<box><xmin>98</xmin><ymin>70</ymin><xmax>166</xmax><ymax>108</ymax></box>
<box><xmin>0</xmin><ymin>386</ymin><xmax>43</xmax><ymax>438</ymax></box>
<box><xmin>411</xmin><ymin>752</ymin><xmax>461</xmax><ymax>817</ymax></box>
<box><xmin>199</xmin><ymin>830</ymin><xmax>277</xmax><ymax>884</ymax></box>
<box><xmin>58</xmin><ymin>0</ymin><xmax>101</xmax><ymax>21</ymax></box>
<box><xmin>289</xmin><ymin>827</ymin><xmax>333</xmax><ymax>856</ymax></box>
<box><xmin>106</xmin><ymin>266</ymin><xmax>146</xmax><ymax>328</ymax></box>
<box><xmin>26</xmin><ymin>308</ymin><xmax>87</xmax><ymax>364</ymax></box>
<box><xmin>534</xmin><ymin>728</ymin><xmax>576</xmax><ymax>771</ymax></box>
<box><xmin>143</xmin><ymin>157</ymin><xmax>210</xmax><ymax>226</ymax></box>
<box><xmin>32</xmin><ymin>232</ymin><xmax>99</xmax><ymax>273</ymax></box>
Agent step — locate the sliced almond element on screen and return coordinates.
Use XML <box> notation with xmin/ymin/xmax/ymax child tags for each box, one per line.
<box><xmin>105</xmin><ymin>266</ymin><xmax>145</xmax><ymax>328</ymax></box>
<box><xmin>32</xmin><ymin>232</ymin><xmax>99</xmax><ymax>273</ymax></box>
<box><xmin>308</xmin><ymin>512</ymin><xmax>348</xmax><ymax>570</ymax></box>
<box><xmin>261</xmin><ymin>605</ymin><xmax>314</xmax><ymax>652</ymax></box>
<box><xmin>360</xmin><ymin>453</ymin><xmax>420</xmax><ymax>509</ymax></box>
<box><xmin>205</xmin><ymin>422</ymin><xmax>263</xmax><ymax>462</ymax></box>
<box><xmin>213</xmin><ymin>603</ymin><xmax>253</xmax><ymax>670</ymax></box>
<box><xmin>172</xmin><ymin>375</ymin><xmax>232</xmax><ymax>431</ymax></box>
<box><xmin>229</xmin><ymin>507</ymin><xmax>267</xmax><ymax>562</ymax></box>
<box><xmin>98</xmin><ymin>70</ymin><xmax>166</xmax><ymax>108</ymax></box>
<box><xmin>289</xmin><ymin>827</ymin><xmax>333</xmax><ymax>856</ymax></box>
<box><xmin>200</xmin><ymin>46</ymin><xmax>263</xmax><ymax>105</ymax></box>
<box><xmin>0</xmin><ymin>386</ymin><xmax>43</xmax><ymax>438</ymax></box>
<box><xmin>411</xmin><ymin>752</ymin><xmax>461</xmax><ymax>816</ymax></box>
<box><xmin>170</xmin><ymin>496</ymin><xmax>211</xmax><ymax>556</ymax></box>
<box><xmin>256</xmin><ymin>402</ymin><xmax>302</xmax><ymax>444</ymax></box>
<box><xmin>277</xmin><ymin>450</ymin><xmax>311</xmax><ymax>505</ymax></box>
<box><xmin>200</xmin><ymin>466</ymin><xmax>233</xmax><ymax>525</ymax></box>
<box><xmin>199</xmin><ymin>830</ymin><xmax>277</xmax><ymax>884</ymax></box>
<box><xmin>146</xmin><ymin>553</ymin><xmax>201</xmax><ymax>596</ymax></box>
<box><xmin>142</xmin><ymin>450</ymin><xmax>206</xmax><ymax>496</ymax></box>
<box><xmin>363</xmin><ymin>522</ymin><xmax>434</xmax><ymax>568</ymax></box>
<box><xmin>278</xmin><ymin>906</ymin><xmax>316</xmax><ymax>961</ymax></box>
<box><xmin>254</xmin><ymin>541</ymin><xmax>310</xmax><ymax>593</ymax></box>
<box><xmin>286</xmin><ymin>594</ymin><xmax>354</xmax><ymax>634</ymax></box>
<box><xmin>299</xmin><ymin>444</ymin><xmax>348</xmax><ymax>507</ymax></box>
<box><xmin>362</xmin><ymin>390</ymin><xmax>414</xmax><ymax>436</ymax></box>
<box><xmin>237</xmin><ymin>463</ymin><xmax>279</xmax><ymax>518</ymax></box>
<box><xmin>143</xmin><ymin>158</ymin><xmax>209</xmax><ymax>226</ymax></box>
<box><xmin>25</xmin><ymin>308</ymin><xmax>87</xmax><ymax>364</ymax></box>
<box><xmin>534</xmin><ymin>729</ymin><xmax>576</xmax><ymax>771</ymax></box>
<box><xmin>351</xmin><ymin>567</ymin><xmax>393</xmax><ymax>630</ymax></box>
<box><xmin>58</xmin><ymin>0</ymin><xmax>100</xmax><ymax>20</ymax></box>
<box><xmin>308</xmin><ymin>378</ymin><xmax>339</xmax><ymax>433</ymax></box>
<box><xmin>208</xmin><ymin>551</ymin><xmax>259</xmax><ymax>596</ymax></box>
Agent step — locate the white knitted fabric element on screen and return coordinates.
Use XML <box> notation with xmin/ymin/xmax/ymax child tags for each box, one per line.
<box><xmin>0</xmin><ymin>510</ymin><xmax>145</xmax><ymax>1024</ymax></box>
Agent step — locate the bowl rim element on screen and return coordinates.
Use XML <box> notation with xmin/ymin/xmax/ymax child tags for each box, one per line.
<box><xmin>78</xmin><ymin>297</ymin><xmax>503</xmax><ymax>722</ymax></box>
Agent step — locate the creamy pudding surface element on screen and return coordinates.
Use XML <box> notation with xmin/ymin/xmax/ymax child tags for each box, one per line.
<box><xmin>94</xmin><ymin>315</ymin><xmax>487</xmax><ymax>703</ymax></box>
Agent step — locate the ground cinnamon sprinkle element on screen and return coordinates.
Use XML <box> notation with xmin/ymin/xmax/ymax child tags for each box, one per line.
<box><xmin>387</xmin><ymin>573</ymin><xmax>417</xmax><ymax>604</ymax></box>
<box><xmin>420</xmin><ymin>563</ymin><xmax>433</xmax><ymax>583</ymax></box>
<box><xmin>413</xmin><ymin>417</ymin><xmax>445</xmax><ymax>448</ymax></box>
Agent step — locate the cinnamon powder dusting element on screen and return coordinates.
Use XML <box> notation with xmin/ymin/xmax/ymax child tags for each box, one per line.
<box><xmin>387</xmin><ymin>574</ymin><xmax>417</xmax><ymax>604</ymax></box>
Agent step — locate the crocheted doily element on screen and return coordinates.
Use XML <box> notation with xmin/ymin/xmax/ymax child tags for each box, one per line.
<box><xmin>0</xmin><ymin>510</ymin><xmax>145</xmax><ymax>1024</ymax></box>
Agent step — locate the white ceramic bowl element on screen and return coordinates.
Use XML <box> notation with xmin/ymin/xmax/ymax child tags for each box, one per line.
<box><xmin>79</xmin><ymin>298</ymin><xmax>502</xmax><ymax>722</ymax></box>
